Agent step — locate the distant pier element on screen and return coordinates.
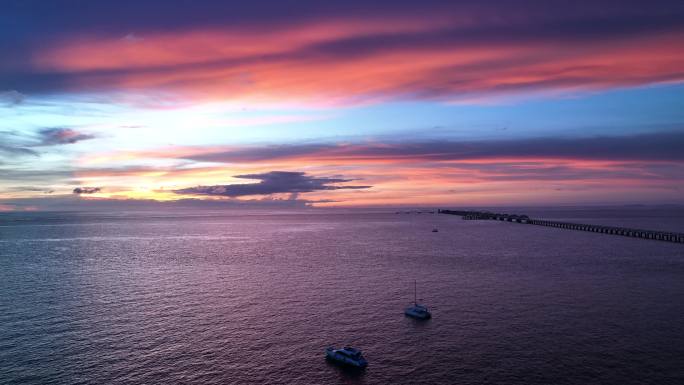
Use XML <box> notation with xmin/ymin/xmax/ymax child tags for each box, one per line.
<box><xmin>438</xmin><ymin>209</ymin><xmax>684</xmax><ymax>244</ymax></box>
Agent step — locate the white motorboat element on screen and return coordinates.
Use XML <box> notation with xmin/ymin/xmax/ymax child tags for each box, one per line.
<box><xmin>325</xmin><ymin>346</ymin><xmax>368</xmax><ymax>368</ymax></box>
<box><xmin>404</xmin><ymin>280</ymin><xmax>432</xmax><ymax>320</ymax></box>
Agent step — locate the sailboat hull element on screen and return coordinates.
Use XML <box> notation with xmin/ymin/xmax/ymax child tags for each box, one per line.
<box><xmin>404</xmin><ymin>306</ymin><xmax>432</xmax><ymax>319</ymax></box>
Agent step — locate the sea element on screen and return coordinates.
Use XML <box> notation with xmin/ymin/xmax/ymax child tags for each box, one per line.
<box><xmin>1</xmin><ymin>207</ymin><xmax>683</xmax><ymax>384</ymax></box>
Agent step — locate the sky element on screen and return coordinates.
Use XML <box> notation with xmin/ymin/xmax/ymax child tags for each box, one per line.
<box><xmin>1</xmin><ymin>0</ymin><xmax>684</xmax><ymax>210</ymax></box>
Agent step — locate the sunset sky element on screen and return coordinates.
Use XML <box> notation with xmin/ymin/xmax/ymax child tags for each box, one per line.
<box><xmin>1</xmin><ymin>0</ymin><xmax>683</xmax><ymax>210</ymax></box>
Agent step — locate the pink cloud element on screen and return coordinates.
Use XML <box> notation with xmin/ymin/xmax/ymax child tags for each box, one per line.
<box><xmin>29</xmin><ymin>19</ymin><xmax>684</xmax><ymax>104</ymax></box>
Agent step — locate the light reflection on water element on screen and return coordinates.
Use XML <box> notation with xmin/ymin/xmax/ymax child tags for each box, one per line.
<box><xmin>1</xmin><ymin>210</ymin><xmax>683</xmax><ymax>384</ymax></box>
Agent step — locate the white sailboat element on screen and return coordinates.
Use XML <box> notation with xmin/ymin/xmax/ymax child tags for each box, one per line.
<box><xmin>404</xmin><ymin>280</ymin><xmax>432</xmax><ymax>320</ymax></box>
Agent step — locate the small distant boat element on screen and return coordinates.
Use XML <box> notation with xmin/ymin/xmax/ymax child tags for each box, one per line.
<box><xmin>325</xmin><ymin>346</ymin><xmax>368</xmax><ymax>368</ymax></box>
<box><xmin>405</xmin><ymin>280</ymin><xmax>432</xmax><ymax>320</ymax></box>
<box><xmin>432</xmin><ymin>228</ymin><xmax>438</xmax><ymax>232</ymax></box>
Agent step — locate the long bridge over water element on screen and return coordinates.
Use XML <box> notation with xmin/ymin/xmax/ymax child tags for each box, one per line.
<box><xmin>438</xmin><ymin>209</ymin><xmax>684</xmax><ymax>244</ymax></box>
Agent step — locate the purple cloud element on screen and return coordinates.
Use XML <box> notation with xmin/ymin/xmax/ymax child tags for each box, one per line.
<box><xmin>186</xmin><ymin>131</ymin><xmax>684</xmax><ymax>164</ymax></box>
<box><xmin>174</xmin><ymin>171</ymin><xmax>371</xmax><ymax>197</ymax></box>
<box><xmin>73</xmin><ymin>187</ymin><xmax>101</xmax><ymax>194</ymax></box>
<box><xmin>2</xmin><ymin>1</ymin><xmax>683</xmax><ymax>99</ymax></box>
<box><xmin>38</xmin><ymin>128</ymin><xmax>96</xmax><ymax>145</ymax></box>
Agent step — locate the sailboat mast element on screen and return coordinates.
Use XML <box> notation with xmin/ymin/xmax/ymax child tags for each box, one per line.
<box><xmin>414</xmin><ymin>280</ymin><xmax>417</xmax><ymax>305</ymax></box>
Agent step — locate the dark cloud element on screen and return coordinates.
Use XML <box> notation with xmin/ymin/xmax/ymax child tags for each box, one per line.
<box><xmin>38</xmin><ymin>128</ymin><xmax>96</xmax><ymax>145</ymax></box>
<box><xmin>187</xmin><ymin>131</ymin><xmax>684</xmax><ymax>164</ymax></box>
<box><xmin>174</xmin><ymin>171</ymin><xmax>371</xmax><ymax>197</ymax></box>
<box><xmin>3</xmin><ymin>1</ymin><xmax>682</xmax><ymax>37</ymax></box>
<box><xmin>0</xmin><ymin>144</ymin><xmax>38</xmax><ymax>157</ymax></box>
<box><xmin>0</xmin><ymin>90</ymin><xmax>25</xmax><ymax>106</ymax></box>
<box><xmin>73</xmin><ymin>187</ymin><xmax>101</xmax><ymax>194</ymax></box>
<box><xmin>0</xmin><ymin>128</ymin><xmax>95</xmax><ymax>161</ymax></box>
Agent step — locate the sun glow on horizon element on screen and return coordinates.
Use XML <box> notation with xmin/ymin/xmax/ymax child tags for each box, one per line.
<box><xmin>2</xmin><ymin>2</ymin><xmax>684</xmax><ymax>211</ymax></box>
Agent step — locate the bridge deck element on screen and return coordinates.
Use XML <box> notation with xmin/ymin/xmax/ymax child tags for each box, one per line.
<box><xmin>438</xmin><ymin>210</ymin><xmax>684</xmax><ymax>244</ymax></box>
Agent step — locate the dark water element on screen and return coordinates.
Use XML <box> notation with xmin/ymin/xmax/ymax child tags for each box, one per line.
<box><xmin>1</xmin><ymin>210</ymin><xmax>683</xmax><ymax>384</ymax></box>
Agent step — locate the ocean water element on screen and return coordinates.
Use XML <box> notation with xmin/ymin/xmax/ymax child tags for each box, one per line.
<box><xmin>1</xmin><ymin>209</ymin><xmax>683</xmax><ymax>384</ymax></box>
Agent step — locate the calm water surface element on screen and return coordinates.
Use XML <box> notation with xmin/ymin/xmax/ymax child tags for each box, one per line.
<box><xmin>1</xmin><ymin>209</ymin><xmax>683</xmax><ymax>384</ymax></box>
